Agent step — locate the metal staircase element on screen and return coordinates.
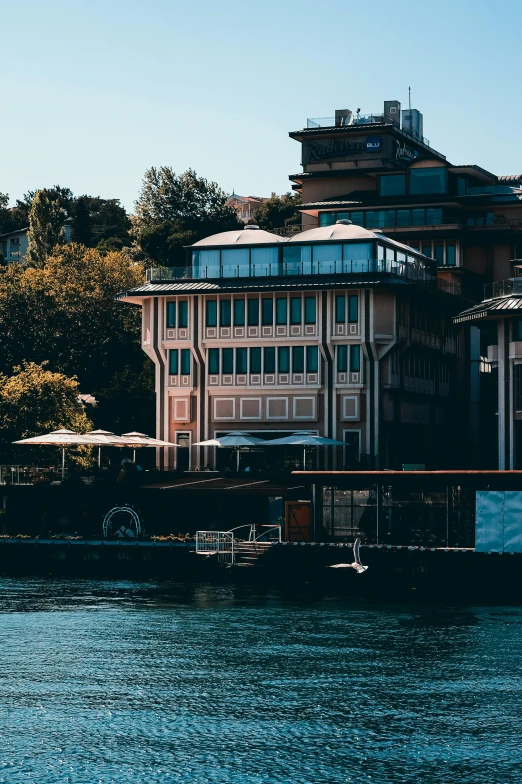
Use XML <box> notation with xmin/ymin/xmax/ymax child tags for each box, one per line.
<box><xmin>196</xmin><ymin>524</ymin><xmax>280</xmax><ymax>568</ymax></box>
<box><xmin>233</xmin><ymin>541</ymin><xmax>273</xmax><ymax>568</ymax></box>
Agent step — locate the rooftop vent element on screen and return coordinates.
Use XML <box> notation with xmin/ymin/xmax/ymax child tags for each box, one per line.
<box><xmin>336</xmin><ymin>219</ymin><xmax>352</xmax><ymax>225</ymax></box>
<box><xmin>245</xmin><ymin>225</ymin><xmax>260</xmax><ymax>230</ymax></box>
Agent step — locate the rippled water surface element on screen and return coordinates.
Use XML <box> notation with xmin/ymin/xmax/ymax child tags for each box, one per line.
<box><xmin>0</xmin><ymin>579</ymin><xmax>521</xmax><ymax>783</ymax></box>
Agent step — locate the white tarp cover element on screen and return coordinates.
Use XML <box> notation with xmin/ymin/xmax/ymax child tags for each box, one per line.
<box><xmin>475</xmin><ymin>491</ymin><xmax>522</xmax><ymax>552</ymax></box>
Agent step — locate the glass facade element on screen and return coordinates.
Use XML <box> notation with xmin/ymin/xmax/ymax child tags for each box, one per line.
<box><xmin>320</xmin><ymin>209</ymin><xmax>443</xmax><ymax>229</ymax></box>
<box><xmin>379</xmin><ymin>174</ymin><xmax>406</xmax><ymax>197</ymax></box>
<box><xmin>221</xmin><ymin>248</ymin><xmax>250</xmax><ymax>276</ymax></box>
<box><xmin>410</xmin><ymin>167</ymin><xmax>447</xmax><ymax>194</ymax></box>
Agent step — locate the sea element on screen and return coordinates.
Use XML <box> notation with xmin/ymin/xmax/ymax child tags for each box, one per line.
<box><xmin>0</xmin><ymin>578</ymin><xmax>520</xmax><ymax>783</ymax></box>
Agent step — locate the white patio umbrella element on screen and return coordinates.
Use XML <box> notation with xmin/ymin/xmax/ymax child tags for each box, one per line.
<box><xmin>12</xmin><ymin>429</ymin><xmax>93</xmax><ymax>480</ymax></box>
<box><xmin>193</xmin><ymin>432</ymin><xmax>267</xmax><ymax>472</ymax></box>
<box><xmin>264</xmin><ymin>431</ymin><xmax>345</xmax><ymax>469</ymax></box>
<box><xmin>120</xmin><ymin>432</ymin><xmax>178</xmax><ymax>461</ymax></box>
<box><xmin>84</xmin><ymin>430</ymin><xmax>131</xmax><ymax>468</ymax></box>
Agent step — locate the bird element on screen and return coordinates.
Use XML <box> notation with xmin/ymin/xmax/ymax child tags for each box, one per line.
<box><xmin>328</xmin><ymin>538</ymin><xmax>368</xmax><ymax>574</ymax></box>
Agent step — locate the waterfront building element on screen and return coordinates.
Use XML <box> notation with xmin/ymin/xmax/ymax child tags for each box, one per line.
<box><xmin>289</xmin><ymin>99</ymin><xmax>522</xmax><ymax>301</ymax></box>
<box><xmin>120</xmin><ymin>222</ymin><xmax>465</xmax><ymax>471</ymax></box>
<box><xmin>0</xmin><ymin>219</ymin><xmax>72</xmax><ymax>262</ymax></box>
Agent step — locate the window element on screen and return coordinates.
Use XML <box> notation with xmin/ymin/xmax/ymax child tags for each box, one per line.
<box><xmin>304</xmin><ymin>297</ymin><xmax>316</xmax><ymax>324</ymax></box>
<box><xmin>351</xmin><ymin>211</ymin><xmax>364</xmax><ymax>226</ymax></box>
<box><xmin>178</xmin><ymin>301</ymin><xmax>188</xmax><ymax>328</ymax></box>
<box><xmin>220</xmin><ymin>299</ymin><xmax>231</xmax><ymax>327</ymax></box>
<box><xmin>337</xmin><ymin>345</ymin><xmax>348</xmax><ymax>373</ymax></box>
<box><xmin>306</xmin><ymin>346</ymin><xmax>318</xmax><ymax>373</ymax></box>
<box><xmin>396</xmin><ymin>209</ymin><xmax>410</xmax><ymax>227</ymax></box>
<box><xmin>446</xmin><ymin>244</ymin><xmax>456</xmax><ymax>266</ymax></box>
<box><xmin>380</xmin><ymin>174</ymin><xmax>406</xmax><ymax>197</ymax></box>
<box><xmin>366</xmin><ymin>211</ymin><xmax>388</xmax><ymax>229</ymax></box>
<box><xmin>193</xmin><ymin>249</ymin><xmax>220</xmax><ymax>278</ymax></box>
<box><xmin>292</xmin><ymin>346</ymin><xmax>304</xmax><ymax>373</ymax></box>
<box><xmin>411</xmin><ymin>208</ymin><xmax>425</xmax><ymax>226</ymax></box>
<box><xmin>169</xmin><ymin>349</ymin><xmax>179</xmax><ymax>375</ymax></box>
<box><xmin>515</xmin><ymin>320</ymin><xmax>522</xmax><ymax>341</ymax></box>
<box><xmin>313</xmin><ymin>243</ymin><xmax>342</xmax><ymax>270</ymax></box>
<box><xmin>222</xmin><ymin>348</ymin><xmax>233</xmax><ymax>374</ymax></box>
<box><xmin>262</xmin><ymin>298</ymin><xmax>273</xmax><ymax>325</ymax></box>
<box><xmin>283</xmin><ymin>244</ymin><xmax>312</xmax><ymax>274</ymax></box>
<box><xmin>348</xmin><ymin>295</ymin><xmax>358</xmax><ymax>323</ymax></box>
<box><xmin>426</xmin><ymin>208</ymin><xmax>442</xmax><ymax>225</ymax></box>
<box><xmin>236</xmin><ymin>347</ymin><xmax>247</xmax><ymax>374</ymax></box>
<box><xmin>222</xmin><ymin>248</ymin><xmax>250</xmax><ymax>276</ymax></box>
<box><xmin>250</xmin><ymin>347</ymin><xmax>261</xmax><ymax>374</ymax></box>
<box><xmin>206</xmin><ymin>300</ymin><xmax>217</xmax><ymax>327</ymax></box>
<box><xmin>248</xmin><ymin>299</ymin><xmax>259</xmax><ymax>326</ymax></box>
<box><xmin>410</xmin><ymin>167</ymin><xmax>447</xmax><ymax>195</ymax></box>
<box><xmin>336</xmin><ymin>295</ymin><xmax>346</xmax><ymax>323</ymax></box>
<box><xmin>350</xmin><ymin>345</ymin><xmax>361</xmax><ymax>373</ymax></box>
<box><xmin>208</xmin><ymin>348</ymin><xmax>220</xmax><ymax>374</ymax></box>
<box><xmin>180</xmin><ymin>349</ymin><xmax>191</xmax><ymax>375</ymax></box>
<box><xmin>319</xmin><ymin>212</ymin><xmax>337</xmax><ymax>226</ymax></box>
<box><xmin>278</xmin><ymin>346</ymin><xmax>290</xmax><ymax>373</ymax></box>
<box><xmin>457</xmin><ymin>176</ymin><xmax>467</xmax><ymax>196</ymax></box>
<box><xmin>290</xmin><ymin>297</ymin><xmax>302</xmax><ymax>325</ymax></box>
<box><xmin>276</xmin><ymin>297</ymin><xmax>287</xmax><ymax>325</ymax></box>
<box><xmin>167</xmin><ymin>302</ymin><xmax>176</xmax><ymax>328</ymax></box>
<box><xmin>422</xmin><ymin>243</ymin><xmax>432</xmax><ymax>258</ymax></box>
<box><xmin>264</xmin><ymin>346</ymin><xmax>276</xmax><ymax>373</ymax></box>
<box><xmin>251</xmin><ymin>246</ymin><xmax>278</xmax><ymax>275</ymax></box>
<box><xmin>433</xmin><ymin>243</ymin><xmax>444</xmax><ymax>264</ymax></box>
<box><xmin>234</xmin><ymin>299</ymin><xmax>245</xmax><ymax>326</ymax></box>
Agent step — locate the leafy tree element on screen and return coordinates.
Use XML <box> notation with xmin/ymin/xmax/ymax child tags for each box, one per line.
<box><xmin>26</xmin><ymin>190</ymin><xmax>66</xmax><ymax>267</ymax></box>
<box><xmin>71</xmin><ymin>195</ymin><xmax>131</xmax><ymax>250</ymax></box>
<box><xmin>0</xmin><ymin>361</ymin><xmax>93</xmax><ymax>463</ymax></box>
<box><xmin>250</xmin><ymin>192</ymin><xmax>302</xmax><ymax>231</ymax></box>
<box><xmin>132</xmin><ymin>167</ymin><xmax>242</xmax><ymax>266</ymax></box>
<box><xmin>0</xmin><ymin>193</ymin><xmax>15</xmax><ymax>234</ymax></box>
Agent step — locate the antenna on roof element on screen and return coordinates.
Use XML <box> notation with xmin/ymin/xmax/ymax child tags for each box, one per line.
<box><xmin>408</xmin><ymin>86</ymin><xmax>411</xmax><ymax>113</ymax></box>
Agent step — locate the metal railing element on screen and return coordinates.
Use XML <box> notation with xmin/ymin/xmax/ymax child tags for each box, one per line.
<box><xmin>438</xmin><ymin>279</ymin><xmax>462</xmax><ymax>297</ymax></box>
<box><xmin>306</xmin><ymin>114</ymin><xmax>431</xmax><ymax>147</ymax></box>
<box><xmin>0</xmin><ymin>465</ymin><xmax>68</xmax><ymax>485</ymax></box>
<box><xmin>195</xmin><ymin>530</ymin><xmax>234</xmax><ymax>563</ymax></box>
<box><xmin>484</xmin><ymin>278</ymin><xmax>522</xmax><ymax>300</ymax></box>
<box><xmin>147</xmin><ymin>259</ymin><xmax>437</xmax><ymax>285</ymax></box>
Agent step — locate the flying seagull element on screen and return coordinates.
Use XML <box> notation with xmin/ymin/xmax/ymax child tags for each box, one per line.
<box><xmin>328</xmin><ymin>538</ymin><xmax>368</xmax><ymax>574</ymax></box>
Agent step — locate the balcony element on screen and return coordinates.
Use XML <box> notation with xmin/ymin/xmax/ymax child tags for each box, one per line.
<box><xmin>147</xmin><ymin>259</ymin><xmax>437</xmax><ymax>286</ymax></box>
<box><xmin>484</xmin><ymin>278</ymin><xmax>522</xmax><ymax>300</ymax></box>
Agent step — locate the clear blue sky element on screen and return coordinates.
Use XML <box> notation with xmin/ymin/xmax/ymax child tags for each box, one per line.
<box><xmin>3</xmin><ymin>0</ymin><xmax>521</xmax><ymax>212</ymax></box>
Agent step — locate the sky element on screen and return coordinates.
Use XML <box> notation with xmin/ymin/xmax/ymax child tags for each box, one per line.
<box><xmin>2</xmin><ymin>0</ymin><xmax>522</xmax><ymax>212</ymax></box>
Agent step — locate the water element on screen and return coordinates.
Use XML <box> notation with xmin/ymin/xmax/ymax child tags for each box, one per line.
<box><xmin>0</xmin><ymin>579</ymin><xmax>521</xmax><ymax>783</ymax></box>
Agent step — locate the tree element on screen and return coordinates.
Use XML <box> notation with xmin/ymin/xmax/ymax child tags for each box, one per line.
<box><xmin>0</xmin><ymin>361</ymin><xmax>92</xmax><ymax>463</ymax></box>
<box><xmin>71</xmin><ymin>195</ymin><xmax>131</xmax><ymax>250</ymax></box>
<box><xmin>131</xmin><ymin>167</ymin><xmax>242</xmax><ymax>266</ymax></box>
<box><xmin>250</xmin><ymin>192</ymin><xmax>302</xmax><ymax>231</ymax></box>
<box><xmin>26</xmin><ymin>190</ymin><xmax>66</xmax><ymax>267</ymax></box>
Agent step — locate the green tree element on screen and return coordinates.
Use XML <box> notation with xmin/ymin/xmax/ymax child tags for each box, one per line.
<box><xmin>0</xmin><ymin>361</ymin><xmax>92</xmax><ymax>463</ymax></box>
<box><xmin>71</xmin><ymin>195</ymin><xmax>131</xmax><ymax>250</ymax></box>
<box><xmin>131</xmin><ymin>167</ymin><xmax>242</xmax><ymax>266</ymax></box>
<box><xmin>26</xmin><ymin>190</ymin><xmax>66</xmax><ymax>267</ymax></box>
<box><xmin>250</xmin><ymin>192</ymin><xmax>302</xmax><ymax>231</ymax></box>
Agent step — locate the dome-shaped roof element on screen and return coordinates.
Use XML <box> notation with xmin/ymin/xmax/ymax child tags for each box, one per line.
<box><xmin>192</xmin><ymin>226</ymin><xmax>286</xmax><ymax>247</ymax></box>
<box><xmin>289</xmin><ymin>222</ymin><xmax>376</xmax><ymax>243</ymax></box>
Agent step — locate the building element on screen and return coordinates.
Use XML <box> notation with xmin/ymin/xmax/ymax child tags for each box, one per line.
<box><xmin>288</xmin><ymin>100</ymin><xmax>522</xmax><ymax>302</ymax></box>
<box><xmin>119</xmin><ymin>222</ymin><xmax>465</xmax><ymax>471</ymax></box>
<box><xmin>226</xmin><ymin>193</ymin><xmax>272</xmax><ymax>223</ymax></box>
<box><xmin>455</xmin><ymin>275</ymin><xmax>522</xmax><ymax>469</ymax></box>
<box><xmin>0</xmin><ymin>220</ymin><xmax>72</xmax><ymax>262</ymax></box>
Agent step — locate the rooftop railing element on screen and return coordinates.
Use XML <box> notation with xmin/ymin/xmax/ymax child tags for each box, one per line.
<box><xmin>147</xmin><ymin>259</ymin><xmax>437</xmax><ymax>286</ymax></box>
<box><xmin>306</xmin><ymin>114</ymin><xmax>431</xmax><ymax>147</ymax></box>
<box><xmin>484</xmin><ymin>277</ymin><xmax>522</xmax><ymax>301</ymax></box>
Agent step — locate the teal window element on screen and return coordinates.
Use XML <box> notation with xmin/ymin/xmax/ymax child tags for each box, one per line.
<box><xmin>292</xmin><ymin>346</ymin><xmax>304</xmax><ymax>373</ymax></box>
<box><xmin>222</xmin><ymin>348</ymin><xmax>233</xmax><ymax>374</ymax></box>
<box><xmin>348</xmin><ymin>295</ymin><xmax>358</xmax><ymax>323</ymax></box>
<box><xmin>193</xmin><ymin>249</ymin><xmax>220</xmax><ymax>278</ymax></box>
<box><xmin>250</xmin><ymin>347</ymin><xmax>261</xmax><ymax>374</ymax></box>
<box><xmin>278</xmin><ymin>346</ymin><xmax>290</xmax><ymax>373</ymax></box>
<box><xmin>180</xmin><ymin>349</ymin><xmax>191</xmax><ymax>375</ymax></box>
<box><xmin>313</xmin><ymin>243</ymin><xmax>342</xmax><ymax>270</ymax></box>
<box><xmin>234</xmin><ymin>299</ymin><xmax>245</xmax><ymax>326</ymax></box>
<box><xmin>422</xmin><ymin>243</ymin><xmax>432</xmax><ymax>258</ymax></box>
<box><xmin>206</xmin><ymin>300</ymin><xmax>217</xmax><ymax>327</ymax></box>
<box><xmin>304</xmin><ymin>297</ymin><xmax>316</xmax><ymax>324</ymax></box>
<box><xmin>306</xmin><ymin>346</ymin><xmax>318</xmax><ymax>373</ymax></box>
<box><xmin>434</xmin><ymin>243</ymin><xmax>444</xmax><ymax>264</ymax></box>
<box><xmin>262</xmin><ymin>298</ymin><xmax>273</xmax><ymax>325</ymax></box>
<box><xmin>351</xmin><ymin>211</ymin><xmax>364</xmax><ymax>226</ymax></box>
<box><xmin>426</xmin><ymin>208</ymin><xmax>442</xmax><ymax>225</ymax></box>
<box><xmin>335</xmin><ymin>295</ymin><xmax>346</xmax><ymax>323</ymax></box>
<box><xmin>410</xmin><ymin>167</ymin><xmax>447</xmax><ymax>195</ymax></box>
<box><xmin>290</xmin><ymin>297</ymin><xmax>302</xmax><ymax>324</ymax></box>
<box><xmin>446</xmin><ymin>244</ymin><xmax>456</xmax><ymax>266</ymax></box>
<box><xmin>411</xmin><ymin>208</ymin><xmax>425</xmax><ymax>226</ymax></box>
<box><xmin>457</xmin><ymin>176</ymin><xmax>467</xmax><ymax>195</ymax></box>
<box><xmin>167</xmin><ymin>302</ymin><xmax>176</xmax><ymax>328</ymax></box>
<box><xmin>236</xmin><ymin>347</ymin><xmax>247</xmax><ymax>374</ymax></box>
<box><xmin>396</xmin><ymin>209</ymin><xmax>410</xmax><ymax>227</ymax></box>
<box><xmin>220</xmin><ymin>299</ymin><xmax>231</xmax><ymax>327</ymax></box>
<box><xmin>264</xmin><ymin>346</ymin><xmax>276</xmax><ymax>373</ymax></box>
<box><xmin>366</xmin><ymin>211</ymin><xmax>388</xmax><ymax>229</ymax></box>
<box><xmin>276</xmin><ymin>297</ymin><xmax>287</xmax><ymax>325</ymax></box>
<box><xmin>319</xmin><ymin>212</ymin><xmax>337</xmax><ymax>226</ymax></box>
<box><xmin>283</xmin><ymin>244</ymin><xmax>312</xmax><ymax>274</ymax></box>
<box><xmin>251</xmin><ymin>246</ymin><xmax>278</xmax><ymax>275</ymax></box>
<box><xmin>350</xmin><ymin>345</ymin><xmax>361</xmax><ymax>373</ymax></box>
<box><xmin>337</xmin><ymin>345</ymin><xmax>348</xmax><ymax>373</ymax></box>
<box><xmin>380</xmin><ymin>174</ymin><xmax>406</xmax><ymax>197</ymax></box>
<box><xmin>169</xmin><ymin>349</ymin><xmax>179</xmax><ymax>375</ymax></box>
<box><xmin>222</xmin><ymin>248</ymin><xmax>250</xmax><ymax>276</ymax></box>
<box><xmin>208</xmin><ymin>348</ymin><xmax>219</xmax><ymax>374</ymax></box>
<box><xmin>178</xmin><ymin>301</ymin><xmax>188</xmax><ymax>328</ymax></box>
<box><xmin>248</xmin><ymin>299</ymin><xmax>259</xmax><ymax>326</ymax></box>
